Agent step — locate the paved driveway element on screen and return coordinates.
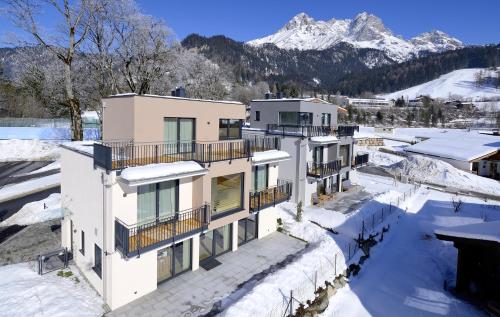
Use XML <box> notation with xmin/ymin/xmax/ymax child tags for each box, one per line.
<box><xmin>107</xmin><ymin>232</ymin><xmax>306</xmax><ymax>317</ymax></box>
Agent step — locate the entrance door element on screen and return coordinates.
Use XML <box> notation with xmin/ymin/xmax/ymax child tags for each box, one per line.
<box><xmin>157</xmin><ymin>247</ymin><xmax>173</xmax><ymax>283</ymax></box>
<box><xmin>157</xmin><ymin>240</ymin><xmax>192</xmax><ymax>284</ymax></box>
<box><xmin>199</xmin><ymin>224</ymin><xmax>232</xmax><ymax>264</ymax></box>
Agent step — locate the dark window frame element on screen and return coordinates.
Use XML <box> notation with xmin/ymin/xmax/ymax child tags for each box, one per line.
<box><xmin>219</xmin><ymin>119</ymin><xmax>242</xmax><ymax>140</ymax></box>
<box><xmin>278</xmin><ymin>111</ymin><xmax>313</xmax><ymax>126</ymax></box>
<box><xmin>321</xmin><ymin>113</ymin><xmax>332</xmax><ymax>126</ymax></box>
<box><xmin>255</xmin><ymin>111</ymin><xmax>260</xmax><ymax>121</ymax></box>
<box><xmin>199</xmin><ymin>224</ymin><xmax>233</xmax><ymax>265</ymax></box>
<box><xmin>93</xmin><ymin>244</ymin><xmax>102</xmax><ymax>279</ymax></box>
<box><xmin>137</xmin><ymin>180</ymin><xmax>180</xmax><ymax>223</ymax></box>
<box><xmin>252</xmin><ymin>164</ymin><xmax>269</xmax><ymax>192</ymax></box>
<box><xmin>157</xmin><ymin>239</ymin><xmax>192</xmax><ymax>285</ymax></box>
<box><xmin>211</xmin><ymin>172</ymin><xmax>245</xmax><ymax>220</ymax></box>
<box><xmin>80</xmin><ymin>230</ymin><xmax>85</xmax><ymax>256</ymax></box>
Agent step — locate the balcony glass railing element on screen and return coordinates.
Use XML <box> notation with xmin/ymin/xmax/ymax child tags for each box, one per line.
<box><xmin>306</xmin><ymin>160</ymin><xmax>342</xmax><ymax>178</ymax></box>
<box><xmin>265</xmin><ymin>124</ymin><xmax>359</xmax><ymax>138</ymax></box>
<box><xmin>249</xmin><ymin>179</ymin><xmax>292</xmax><ymax>212</ymax></box>
<box><xmin>115</xmin><ymin>204</ymin><xmax>210</xmax><ymax>257</ymax></box>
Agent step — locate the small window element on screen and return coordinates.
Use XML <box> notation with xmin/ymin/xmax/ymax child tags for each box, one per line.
<box><xmin>219</xmin><ymin>119</ymin><xmax>242</xmax><ymax>140</ymax></box>
<box><xmin>255</xmin><ymin>111</ymin><xmax>260</xmax><ymax>121</ymax></box>
<box><xmin>321</xmin><ymin>113</ymin><xmax>331</xmax><ymax>126</ymax></box>
<box><xmin>93</xmin><ymin>244</ymin><xmax>102</xmax><ymax>279</ymax></box>
<box><xmin>80</xmin><ymin>231</ymin><xmax>85</xmax><ymax>255</ymax></box>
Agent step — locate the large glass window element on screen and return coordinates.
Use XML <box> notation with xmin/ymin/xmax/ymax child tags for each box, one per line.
<box><xmin>157</xmin><ymin>239</ymin><xmax>191</xmax><ymax>284</ymax></box>
<box><xmin>219</xmin><ymin>119</ymin><xmax>242</xmax><ymax>140</ymax></box>
<box><xmin>321</xmin><ymin>113</ymin><xmax>331</xmax><ymax>126</ymax></box>
<box><xmin>339</xmin><ymin>144</ymin><xmax>350</xmax><ymax>167</ymax></box>
<box><xmin>252</xmin><ymin>165</ymin><xmax>268</xmax><ymax>192</ymax></box>
<box><xmin>279</xmin><ymin>112</ymin><xmax>313</xmax><ymax>126</ymax></box>
<box><xmin>164</xmin><ymin>117</ymin><xmax>195</xmax><ymax>153</ymax></box>
<box><xmin>238</xmin><ymin>214</ymin><xmax>257</xmax><ymax>246</ymax></box>
<box><xmin>211</xmin><ymin>173</ymin><xmax>243</xmax><ymax>215</ymax></box>
<box><xmin>137</xmin><ymin>180</ymin><xmax>178</xmax><ymax>223</ymax></box>
<box><xmin>214</xmin><ymin>224</ymin><xmax>231</xmax><ymax>256</ymax></box>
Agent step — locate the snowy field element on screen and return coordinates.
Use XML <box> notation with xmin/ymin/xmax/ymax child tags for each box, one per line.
<box><xmin>0</xmin><ymin>193</ymin><xmax>61</xmax><ymax>227</ymax></box>
<box><xmin>323</xmin><ymin>189</ymin><xmax>500</xmax><ymax>317</ymax></box>
<box><xmin>0</xmin><ymin>139</ymin><xmax>60</xmax><ymax>161</ymax></box>
<box><xmin>380</xmin><ymin>68</ymin><xmax>500</xmax><ymax>101</ymax></box>
<box><xmin>0</xmin><ymin>263</ymin><xmax>104</xmax><ymax>317</ymax></box>
<box><xmin>0</xmin><ymin>173</ymin><xmax>60</xmax><ymax>203</ymax></box>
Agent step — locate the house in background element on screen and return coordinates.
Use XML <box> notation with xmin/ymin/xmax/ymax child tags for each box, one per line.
<box><xmin>247</xmin><ymin>96</ymin><xmax>367</xmax><ymax>206</ymax></box>
<box><xmin>59</xmin><ymin>93</ymin><xmax>291</xmax><ymax>310</ymax></box>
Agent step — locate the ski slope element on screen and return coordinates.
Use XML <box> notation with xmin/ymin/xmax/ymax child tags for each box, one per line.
<box><xmin>381</xmin><ymin>68</ymin><xmax>500</xmax><ymax>100</ymax></box>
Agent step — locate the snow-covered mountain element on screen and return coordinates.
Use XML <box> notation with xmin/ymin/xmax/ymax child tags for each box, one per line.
<box><xmin>248</xmin><ymin>12</ymin><xmax>463</xmax><ymax>62</ymax></box>
<box><xmin>380</xmin><ymin>68</ymin><xmax>500</xmax><ymax>100</ymax></box>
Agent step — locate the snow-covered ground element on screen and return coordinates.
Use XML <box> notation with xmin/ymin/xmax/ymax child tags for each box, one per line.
<box><xmin>0</xmin><ymin>127</ymin><xmax>100</xmax><ymax>140</ymax></box>
<box><xmin>0</xmin><ymin>193</ymin><xmax>62</xmax><ymax>227</ymax></box>
<box><xmin>0</xmin><ymin>139</ymin><xmax>60</xmax><ymax>161</ymax></box>
<box><xmin>323</xmin><ymin>189</ymin><xmax>500</xmax><ymax>317</ymax></box>
<box><xmin>0</xmin><ymin>173</ymin><xmax>60</xmax><ymax>203</ymax></box>
<box><xmin>380</xmin><ymin>68</ymin><xmax>500</xmax><ymax>101</ymax></box>
<box><xmin>0</xmin><ymin>262</ymin><xmax>104</xmax><ymax>317</ymax></box>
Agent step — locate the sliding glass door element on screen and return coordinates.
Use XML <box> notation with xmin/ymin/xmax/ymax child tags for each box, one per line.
<box><xmin>238</xmin><ymin>214</ymin><xmax>257</xmax><ymax>246</ymax></box>
<box><xmin>163</xmin><ymin>117</ymin><xmax>195</xmax><ymax>153</ymax></box>
<box><xmin>157</xmin><ymin>239</ymin><xmax>191</xmax><ymax>284</ymax></box>
<box><xmin>252</xmin><ymin>165</ymin><xmax>268</xmax><ymax>192</ymax></box>
<box><xmin>199</xmin><ymin>224</ymin><xmax>232</xmax><ymax>264</ymax></box>
<box><xmin>137</xmin><ymin>180</ymin><xmax>178</xmax><ymax>224</ymax></box>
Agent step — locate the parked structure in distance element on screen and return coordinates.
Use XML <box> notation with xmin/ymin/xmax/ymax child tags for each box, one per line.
<box><xmin>59</xmin><ymin>93</ymin><xmax>292</xmax><ymax>310</ymax></box>
<box><xmin>248</xmin><ymin>96</ymin><xmax>367</xmax><ymax>206</ymax></box>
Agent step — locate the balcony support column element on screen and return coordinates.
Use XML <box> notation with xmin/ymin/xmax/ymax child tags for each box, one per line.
<box><xmin>336</xmin><ymin>173</ymin><xmax>342</xmax><ymax>192</ymax></box>
<box><xmin>231</xmin><ymin>221</ymin><xmax>238</xmax><ymax>252</ymax></box>
<box><xmin>191</xmin><ymin>235</ymin><xmax>200</xmax><ymax>271</ymax></box>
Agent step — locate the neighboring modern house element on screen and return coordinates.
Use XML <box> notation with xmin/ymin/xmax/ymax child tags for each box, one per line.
<box><xmin>435</xmin><ymin>221</ymin><xmax>500</xmax><ymax>313</ymax></box>
<box><xmin>59</xmin><ymin>93</ymin><xmax>292</xmax><ymax>310</ymax></box>
<box><xmin>248</xmin><ymin>97</ymin><xmax>367</xmax><ymax>206</ymax></box>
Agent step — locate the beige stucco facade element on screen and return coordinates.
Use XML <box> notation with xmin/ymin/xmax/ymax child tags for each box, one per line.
<box><xmin>60</xmin><ymin>94</ymin><xmax>291</xmax><ymax>310</ymax></box>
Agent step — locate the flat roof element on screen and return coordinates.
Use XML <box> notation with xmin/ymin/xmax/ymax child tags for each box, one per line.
<box><xmin>435</xmin><ymin>220</ymin><xmax>500</xmax><ymax>244</ymax></box>
<box><xmin>103</xmin><ymin>93</ymin><xmax>243</xmax><ymax>105</ymax></box>
<box><xmin>251</xmin><ymin>98</ymin><xmax>332</xmax><ymax>105</ymax></box>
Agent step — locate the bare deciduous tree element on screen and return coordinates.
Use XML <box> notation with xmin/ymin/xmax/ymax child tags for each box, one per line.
<box><xmin>2</xmin><ymin>0</ymin><xmax>95</xmax><ymax>140</ymax></box>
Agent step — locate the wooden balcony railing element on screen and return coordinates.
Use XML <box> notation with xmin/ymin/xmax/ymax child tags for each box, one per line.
<box><xmin>115</xmin><ymin>204</ymin><xmax>210</xmax><ymax>257</ymax></box>
<box><xmin>353</xmin><ymin>153</ymin><xmax>369</xmax><ymax>167</ymax></box>
<box><xmin>249</xmin><ymin>179</ymin><xmax>292</xmax><ymax>212</ymax></box>
<box><xmin>306</xmin><ymin>160</ymin><xmax>342</xmax><ymax>178</ymax></box>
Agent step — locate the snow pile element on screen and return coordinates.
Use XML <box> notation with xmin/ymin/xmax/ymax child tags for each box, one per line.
<box><xmin>0</xmin><ymin>193</ymin><xmax>62</xmax><ymax>227</ymax></box>
<box><xmin>0</xmin><ymin>263</ymin><xmax>104</xmax><ymax>317</ymax></box>
<box><xmin>354</xmin><ymin>146</ymin><xmax>404</xmax><ymax>167</ymax></box>
<box><xmin>120</xmin><ymin>161</ymin><xmax>206</xmax><ymax>183</ymax></box>
<box><xmin>0</xmin><ymin>139</ymin><xmax>60</xmax><ymax>161</ymax></box>
<box><xmin>19</xmin><ymin>161</ymin><xmax>61</xmax><ymax>176</ymax></box>
<box><xmin>435</xmin><ymin>220</ymin><xmax>500</xmax><ymax>243</ymax></box>
<box><xmin>310</xmin><ymin>136</ymin><xmax>339</xmax><ymax>144</ymax></box>
<box><xmin>252</xmin><ymin>150</ymin><xmax>290</xmax><ymax>164</ymax></box>
<box><xmin>381</xmin><ymin>68</ymin><xmax>500</xmax><ymax>100</ymax></box>
<box><xmin>387</xmin><ymin>155</ymin><xmax>500</xmax><ymax>196</ymax></box>
<box><xmin>0</xmin><ymin>174</ymin><xmax>60</xmax><ymax>203</ymax></box>
<box><xmin>61</xmin><ymin>141</ymin><xmax>95</xmax><ymax>156</ymax></box>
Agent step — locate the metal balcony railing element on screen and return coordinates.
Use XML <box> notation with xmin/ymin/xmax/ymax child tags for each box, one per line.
<box><xmin>265</xmin><ymin>124</ymin><xmax>359</xmax><ymax>138</ymax></box>
<box><xmin>353</xmin><ymin>153</ymin><xmax>369</xmax><ymax>167</ymax></box>
<box><xmin>249</xmin><ymin>179</ymin><xmax>293</xmax><ymax>212</ymax></box>
<box><xmin>337</xmin><ymin>125</ymin><xmax>359</xmax><ymax>137</ymax></box>
<box><xmin>115</xmin><ymin>204</ymin><xmax>210</xmax><ymax>257</ymax></box>
<box><xmin>306</xmin><ymin>159</ymin><xmax>342</xmax><ymax>178</ymax></box>
<box><xmin>94</xmin><ymin>136</ymin><xmax>281</xmax><ymax>171</ymax></box>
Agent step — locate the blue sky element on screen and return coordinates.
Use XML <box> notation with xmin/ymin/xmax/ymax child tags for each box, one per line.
<box><xmin>1</xmin><ymin>0</ymin><xmax>499</xmax><ymax>46</ymax></box>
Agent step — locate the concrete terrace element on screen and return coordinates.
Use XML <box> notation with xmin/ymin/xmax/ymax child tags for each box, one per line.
<box><xmin>107</xmin><ymin>232</ymin><xmax>307</xmax><ymax>317</ymax></box>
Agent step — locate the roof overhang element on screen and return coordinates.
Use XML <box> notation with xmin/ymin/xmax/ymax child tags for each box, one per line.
<box><xmin>251</xmin><ymin>150</ymin><xmax>290</xmax><ymax>166</ymax></box>
<box><xmin>119</xmin><ymin>162</ymin><xmax>208</xmax><ymax>186</ymax></box>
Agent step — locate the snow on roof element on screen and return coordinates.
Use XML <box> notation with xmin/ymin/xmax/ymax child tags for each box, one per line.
<box><xmin>60</xmin><ymin>141</ymin><xmax>96</xmax><ymax>157</ymax></box>
<box><xmin>252</xmin><ymin>150</ymin><xmax>290</xmax><ymax>165</ymax></box>
<box><xmin>120</xmin><ymin>161</ymin><xmax>207</xmax><ymax>186</ymax></box>
<box><xmin>82</xmin><ymin>111</ymin><xmax>99</xmax><ymax>120</ymax></box>
<box><xmin>309</xmin><ymin>135</ymin><xmax>339</xmax><ymax>144</ymax></box>
<box><xmin>405</xmin><ymin>137</ymin><xmax>498</xmax><ymax>162</ymax></box>
<box><xmin>435</xmin><ymin>220</ymin><xmax>500</xmax><ymax>244</ymax></box>
<box><xmin>251</xmin><ymin>98</ymin><xmax>331</xmax><ymax>104</ymax></box>
<box><xmin>105</xmin><ymin>93</ymin><xmax>243</xmax><ymax>105</ymax></box>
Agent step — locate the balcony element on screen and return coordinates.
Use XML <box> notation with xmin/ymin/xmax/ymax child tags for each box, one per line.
<box><xmin>265</xmin><ymin>124</ymin><xmax>359</xmax><ymax>138</ymax></box>
<box><xmin>249</xmin><ymin>180</ymin><xmax>293</xmax><ymax>212</ymax></box>
<box><xmin>353</xmin><ymin>153</ymin><xmax>369</xmax><ymax>168</ymax></box>
<box><xmin>266</xmin><ymin>124</ymin><xmax>335</xmax><ymax>137</ymax></box>
<box><xmin>306</xmin><ymin>160</ymin><xmax>342</xmax><ymax>178</ymax></box>
<box><xmin>94</xmin><ymin>137</ymin><xmax>281</xmax><ymax>171</ymax></box>
<box><xmin>115</xmin><ymin>204</ymin><xmax>210</xmax><ymax>257</ymax></box>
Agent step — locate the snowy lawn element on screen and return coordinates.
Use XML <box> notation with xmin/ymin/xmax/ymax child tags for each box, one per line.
<box><xmin>0</xmin><ymin>173</ymin><xmax>60</xmax><ymax>203</ymax></box>
<box><xmin>0</xmin><ymin>139</ymin><xmax>60</xmax><ymax>162</ymax></box>
<box><xmin>0</xmin><ymin>193</ymin><xmax>62</xmax><ymax>227</ymax></box>
<box><xmin>0</xmin><ymin>262</ymin><xmax>104</xmax><ymax>317</ymax></box>
<box><xmin>222</xmin><ymin>173</ymin><xmax>418</xmax><ymax>317</ymax></box>
<box><xmin>323</xmin><ymin>189</ymin><xmax>500</xmax><ymax>317</ymax></box>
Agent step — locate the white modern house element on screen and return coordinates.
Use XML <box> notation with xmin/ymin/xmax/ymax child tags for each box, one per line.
<box><xmin>59</xmin><ymin>93</ymin><xmax>292</xmax><ymax>310</ymax></box>
<box><xmin>247</xmin><ymin>97</ymin><xmax>367</xmax><ymax>206</ymax></box>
